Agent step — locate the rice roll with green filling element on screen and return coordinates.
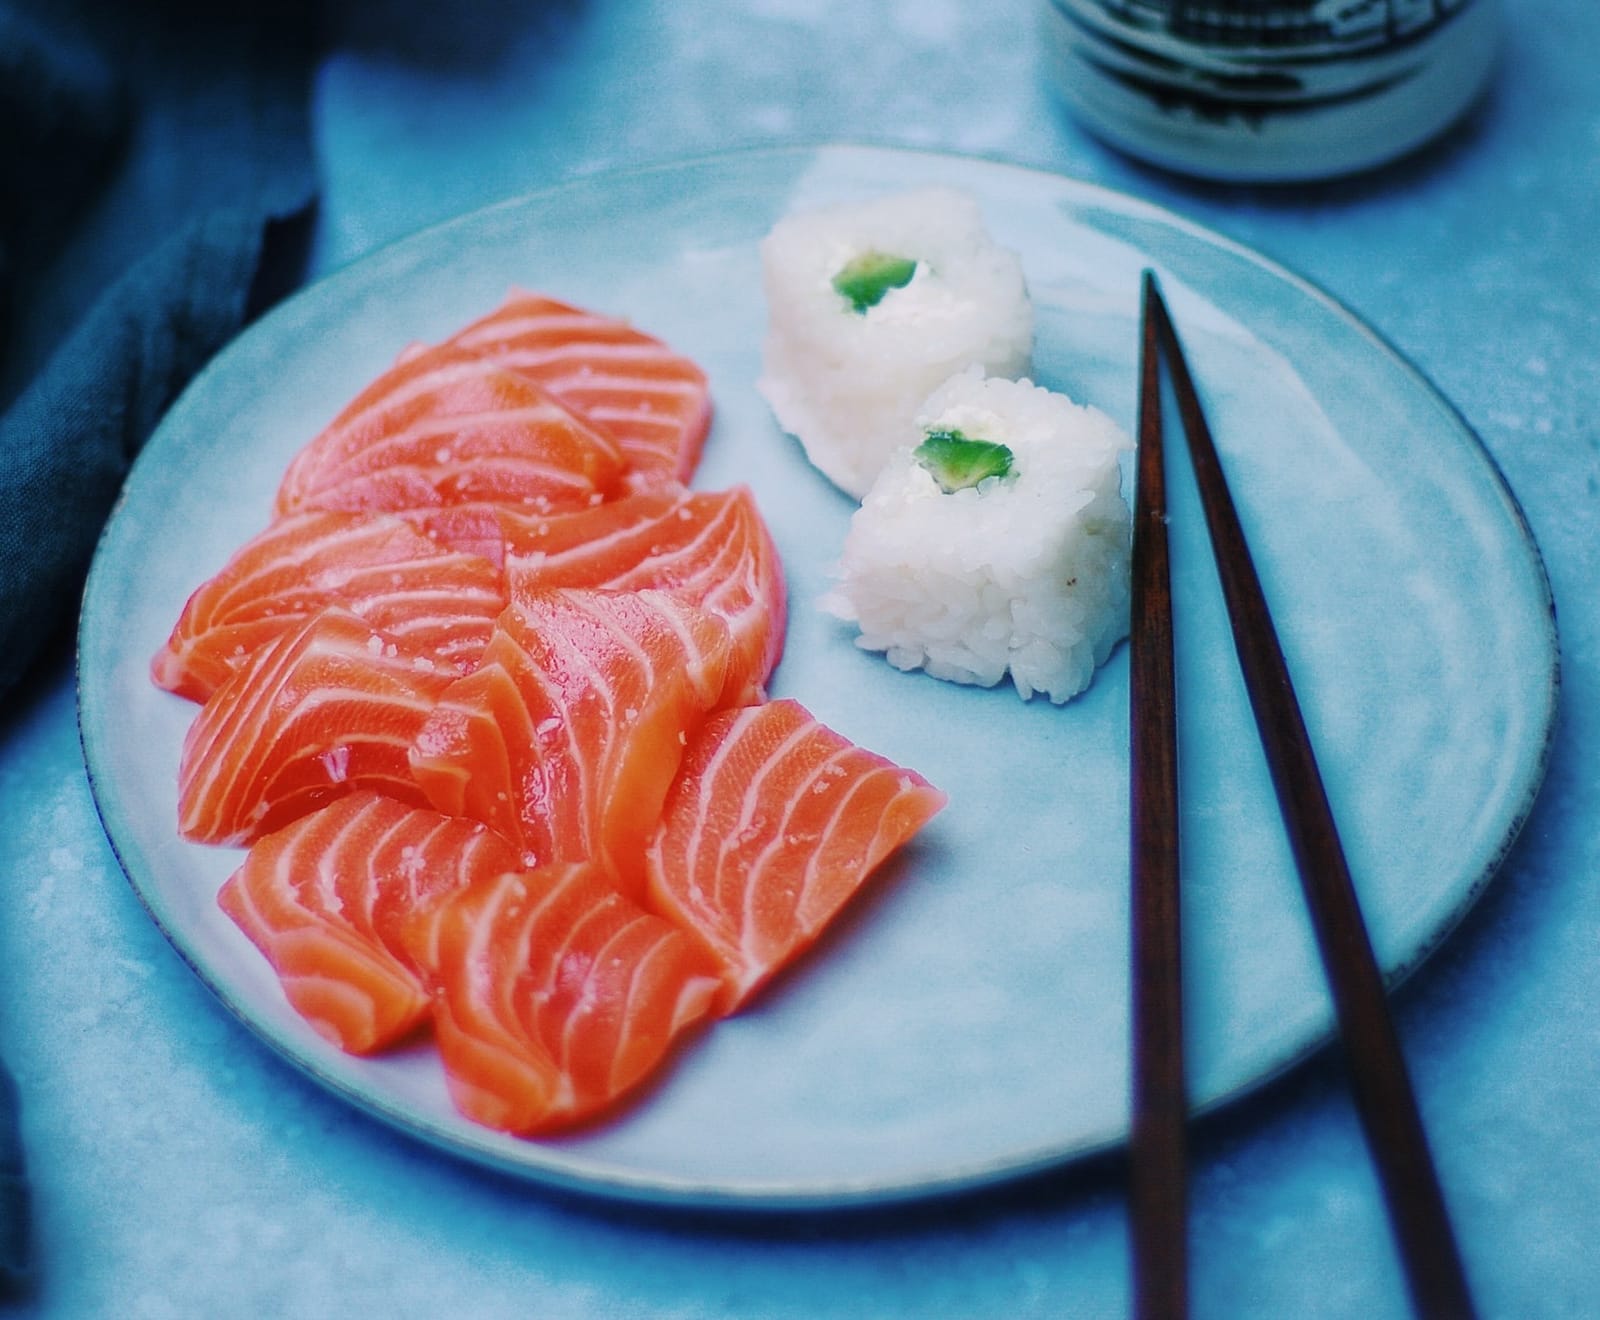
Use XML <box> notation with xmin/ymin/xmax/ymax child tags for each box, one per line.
<box><xmin>758</xmin><ymin>188</ymin><xmax>1033</xmax><ymax>499</ymax></box>
<box><xmin>822</xmin><ymin>370</ymin><xmax>1132</xmax><ymax>704</ymax></box>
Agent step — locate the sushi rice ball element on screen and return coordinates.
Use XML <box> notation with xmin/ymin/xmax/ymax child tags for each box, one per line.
<box><xmin>822</xmin><ymin>369</ymin><xmax>1132</xmax><ymax>704</ymax></box>
<box><xmin>757</xmin><ymin>188</ymin><xmax>1033</xmax><ymax>499</ymax></box>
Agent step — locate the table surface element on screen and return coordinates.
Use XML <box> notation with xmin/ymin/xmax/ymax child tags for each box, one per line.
<box><xmin>4</xmin><ymin>2</ymin><xmax>1597</xmax><ymax>1316</ymax></box>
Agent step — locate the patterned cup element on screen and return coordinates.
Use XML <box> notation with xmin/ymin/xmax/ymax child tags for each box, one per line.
<box><xmin>1042</xmin><ymin>0</ymin><xmax>1501</xmax><ymax>181</ymax></box>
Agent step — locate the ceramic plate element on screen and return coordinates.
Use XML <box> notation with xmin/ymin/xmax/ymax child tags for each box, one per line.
<box><xmin>78</xmin><ymin>145</ymin><xmax>1557</xmax><ymax>1209</ymax></box>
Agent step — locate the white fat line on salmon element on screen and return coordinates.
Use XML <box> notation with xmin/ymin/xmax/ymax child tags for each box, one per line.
<box><xmin>451</xmin><ymin>311</ymin><xmax>623</xmax><ymax>345</ymax></box>
<box><xmin>351</xmin><ymin>407</ymin><xmax>601</xmax><ymax>465</ymax></box>
<box><xmin>749</xmin><ymin>745</ymin><xmax>857</xmax><ymax>923</ymax></box>
<box><xmin>548</xmin><ymin>375</ymin><xmax>705</xmax><ymax>401</ymax></box>
<box><xmin>467</xmin><ymin>341</ymin><xmax>696</xmax><ymax>371</ymax></box>
<box><xmin>317</xmin><ymin>353</ymin><xmax>535</xmax><ymax>439</ymax></box>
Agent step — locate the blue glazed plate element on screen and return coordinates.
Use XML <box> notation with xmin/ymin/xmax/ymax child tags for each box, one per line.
<box><xmin>78</xmin><ymin>145</ymin><xmax>1557</xmax><ymax>1209</ymax></box>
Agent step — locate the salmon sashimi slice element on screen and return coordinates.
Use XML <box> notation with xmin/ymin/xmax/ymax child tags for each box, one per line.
<box><xmin>445</xmin><ymin>291</ymin><xmax>711</xmax><ymax>489</ymax></box>
<box><xmin>644</xmin><ymin>698</ymin><xmax>947</xmax><ymax>1012</ymax></box>
<box><xmin>217</xmin><ymin>792</ymin><xmax>523</xmax><ymax>1053</ymax></box>
<box><xmin>274</xmin><ymin>342</ymin><xmax>626</xmax><ymax>518</ymax></box>
<box><xmin>409</xmin><ymin>587</ymin><xmax>732</xmax><ymax>896</ymax></box>
<box><xmin>502</xmin><ymin>484</ymin><xmax>787</xmax><ymax>704</ymax></box>
<box><xmin>178</xmin><ymin>608</ymin><xmax>455</xmax><ymax>847</ymax></box>
<box><xmin>424</xmin><ymin>861</ymin><xmax>722</xmax><ymax>1134</ymax></box>
<box><xmin>151</xmin><ymin>510</ymin><xmax>505</xmax><ymax>703</ymax></box>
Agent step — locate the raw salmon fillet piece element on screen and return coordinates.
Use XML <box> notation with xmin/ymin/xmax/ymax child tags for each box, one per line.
<box><xmin>445</xmin><ymin>291</ymin><xmax>711</xmax><ymax>489</ymax></box>
<box><xmin>274</xmin><ymin>341</ymin><xmax>626</xmax><ymax>518</ymax></box>
<box><xmin>502</xmin><ymin>484</ymin><xmax>787</xmax><ymax>704</ymax></box>
<box><xmin>423</xmin><ymin>861</ymin><xmax>722</xmax><ymax>1134</ymax></box>
<box><xmin>178</xmin><ymin>608</ymin><xmax>454</xmax><ymax>847</ymax></box>
<box><xmin>645</xmin><ymin>698</ymin><xmax>947</xmax><ymax>1012</ymax></box>
<box><xmin>151</xmin><ymin>509</ymin><xmax>505</xmax><ymax>703</ymax></box>
<box><xmin>409</xmin><ymin>587</ymin><xmax>732</xmax><ymax>896</ymax></box>
<box><xmin>217</xmin><ymin>792</ymin><xmax>522</xmax><ymax>1053</ymax></box>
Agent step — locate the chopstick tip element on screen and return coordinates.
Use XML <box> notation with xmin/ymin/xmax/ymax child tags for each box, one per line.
<box><xmin>1141</xmin><ymin>269</ymin><xmax>1171</xmax><ymax>324</ymax></box>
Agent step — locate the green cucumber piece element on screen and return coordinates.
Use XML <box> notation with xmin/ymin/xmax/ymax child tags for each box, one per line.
<box><xmin>914</xmin><ymin>429</ymin><xmax>1015</xmax><ymax>492</ymax></box>
<box><xmin>832</xmin><ymin>251</ymin><xmax>918</xmax><ymax>312</ymax></box>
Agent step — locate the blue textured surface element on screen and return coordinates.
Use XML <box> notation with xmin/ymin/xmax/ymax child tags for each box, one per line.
<box><xmin>5</xmin><ymin>1</ymin><xmax>1598</xmax><ymax>1314</ymax></box>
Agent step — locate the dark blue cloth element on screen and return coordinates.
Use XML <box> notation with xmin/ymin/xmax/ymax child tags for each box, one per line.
<box><xmin>0</xmin><ymin>0</ymin><xmax>318</xmax><ymax>1293</ymax></box>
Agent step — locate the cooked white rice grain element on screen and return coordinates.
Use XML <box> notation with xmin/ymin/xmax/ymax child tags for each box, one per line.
<box><xmin>757</xmin><ymin>188</ymin><xmax>1033</xmax><ymax>499</ymax></box>
<box><xmin>822</xmin><ymin>370</ymin><xmax>1132</xmax><ymax>704</ymax></box>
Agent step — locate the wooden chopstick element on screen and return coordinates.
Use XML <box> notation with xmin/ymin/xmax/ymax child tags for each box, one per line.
<box><xmin>1140</xmin><ymin>271</ymin><xmax>1478</xmax><ymax>1320</ymax></box>
<box><xmin>1129</xmin><ymin>271</ymin><xmax>1188</xmax><ymax>1320</ymax></box>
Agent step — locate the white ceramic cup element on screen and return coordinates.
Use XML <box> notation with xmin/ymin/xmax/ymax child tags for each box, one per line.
<box><xmin>1042</xmin><ymin>0</ymin><xmax>1501</xmax><ymax>182</ymax></box>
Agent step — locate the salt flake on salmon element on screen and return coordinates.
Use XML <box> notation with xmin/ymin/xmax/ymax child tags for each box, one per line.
<box><xmin>274</xmin><ymin>342</ymin><xmax>625</xmax><ymax>518</ymax></box>
<box><xmin>409</xmin><ymin>587</ymin><xmax>732</xmax><ymax>896</ymax></box>
<box><xmin>645</xmin><ymin>698</ymin><xmax>947</xmax><ymax>1012</ymax></box>
<box><xmin>424</xmin><ymin>861</ymin><xmax>722</xmax><ymax>1134</ymax></box>
<box><xmin>446</xmin><ymin>291</ymin><xmax>711</xmax><ymax>489</ymax></box>
<box><xmin>217</xmin><ymin>792</ymin><xmax>522</xmax><ymax>1053</ymax></box>
<box><xmin>151</xmin><ymin>509</ymin><xmax>504</xmax><ymax>703</ymax></box>
<box><xmin>178</xmin><ymin>608</ymin><xmax>454</xmax><ymax>847</ymax></box>
<box><xmin>399</xmin><ymin>502</ymin><xmax>517</xmax><ymax>568</ymax></box>
<box><xmin>502</xmin><ymin>484</ymin><xmax>787</xmax><ymax>704</ymax></box>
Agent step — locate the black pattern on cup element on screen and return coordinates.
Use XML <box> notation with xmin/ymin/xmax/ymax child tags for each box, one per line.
<box><xmin>1043</xmin><ymin>0</ymin><xmax>1500</xmax><ymax>180</ymax></box>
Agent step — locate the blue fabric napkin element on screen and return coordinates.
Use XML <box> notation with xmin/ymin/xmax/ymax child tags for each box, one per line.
<box><xmin>0</xmin><ymin>0</ymin><xmax>318</xmax><ymax>1292</ymax></box>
